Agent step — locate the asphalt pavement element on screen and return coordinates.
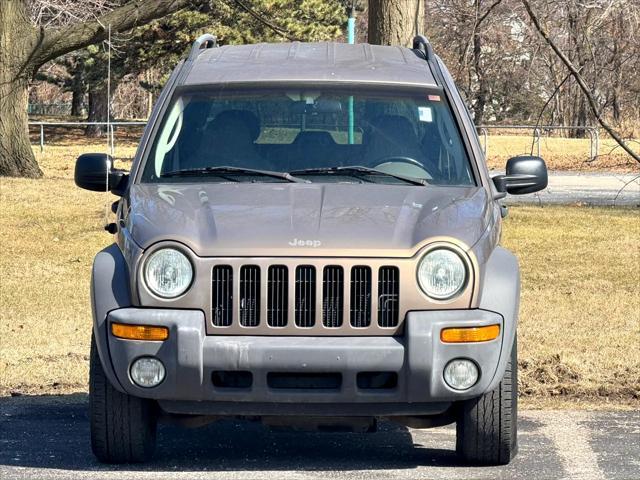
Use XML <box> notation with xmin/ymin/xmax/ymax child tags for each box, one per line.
<box><xmin>1</xmin><ymin>395</ymin><xmax>638</xmax><ymax>480</ymax></box>
<box><xmin>492</xmin><ymin>171</ymin><xmax>640</xmax><ymax>206</ymax></box>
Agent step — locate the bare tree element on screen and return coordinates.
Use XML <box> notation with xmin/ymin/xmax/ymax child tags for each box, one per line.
<box><xmin>521</xmin><ymin>0</ymin><xmax>640</xmax><ymax>163</ymax></box>
<box><xmin>368</xmin><ymin>0</ymin><xmax>424</xmax><ymax>46</ymax></box>
<box><xmin>424</xmin><ymin>0</ymin><xmax>639</xmax><ymax>145</ymax></box>
<box><xmin>452</xmin><ymin>0</ymin><xmax>505</xmax><ymax>125</ymax></box>
<box><xmin>0</xmin><ymin>0</ymin><xmax>195</xmax><ymax>178</ymax></box>
<box><xmin>29</xmin><ymin>0</ymin><xmax>118</xmax><ymax>27</ymax></box>
<box><xmin>427</xmin><ymin>0</ymin><xmax>537</xmax><ymax>124</ymax></box>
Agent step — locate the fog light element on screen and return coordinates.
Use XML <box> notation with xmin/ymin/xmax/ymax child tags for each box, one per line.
<box><xmin>130</xmin><ymin>357</ymin><xmax>165</xmax><ymax>388</ymax></box>
<box><xmin>444</xmin><ymin>359</ymin><xmax>479</xmax><ymax>390</ymax></box>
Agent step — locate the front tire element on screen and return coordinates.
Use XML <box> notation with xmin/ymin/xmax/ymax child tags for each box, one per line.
<box><xmin>456</xmin><ymin>339</ymin><xmax>518</xmax><ymax>465</ymax></box>
<box><xmin>89</xmin><ymin>334</ymin><xmax>157</xmax><ymax>463</ymax></box>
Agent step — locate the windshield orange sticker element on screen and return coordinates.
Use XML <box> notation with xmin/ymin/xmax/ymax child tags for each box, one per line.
<box><xmin>428</xmin><ymin>94</ymin><xmax>441</xmax><ymax>101</ymax></box>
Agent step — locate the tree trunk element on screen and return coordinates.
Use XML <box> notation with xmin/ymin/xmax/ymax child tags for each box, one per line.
<box><xmin>567</xmin><ymin>3</ymin><xmax>587</xmax><ymax>138</ymax></box>
<box><xmin>1</xmin><ymin>0</ymin><xmax>193</xmax><ymax>178</ymax></box>
<box><xmin>146</xmin><ymin>70</ymin><xmax>154</xmax><ymax>119</ymax></box>
<box><xmin>574</xmin><ymin>95</ymin><xmax>588</xmax><ymax>138</ymax></box>
<box><xmin>0</xmin><ymin>76</ymin><xmax>43</xmax><ymax>177</ymax></box>
<box><xmin>611</xmin><ymin>16</ymin><xmax>623</xmax><ymax>124</ymax></box>
<box><xmin>71</xmin><ymin>89</ymin><xmax>84</xmax><ymax>117</ymax></box>
<box><xmin>472</xmin><ymin>25</ymin><xmax>488</xmax><ymax>126</ymax></box>
<box><xmin>368</xmin><ymin>0</ymin><xmax>425</xmax><ymax>46</ymax></box>
<box><xmin>70</xmin><ymin>63</ymin><xmax>85</xmax><ymax>117</ymax></box>
<box><xmin>85</xmin><ymin>82</ymin><xmax>113</xmax><ymax>137</ymax></box>
<box><xmin>0</xmin><ymin>1</ymin><xmax>43</xmax><ymax>178</ymax></box>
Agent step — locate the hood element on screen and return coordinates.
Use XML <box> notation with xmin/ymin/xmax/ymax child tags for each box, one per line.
<box><xmin>126</xmin><ymin>183</ymin><xmax>492</xmax><ymax>257</ymax></box>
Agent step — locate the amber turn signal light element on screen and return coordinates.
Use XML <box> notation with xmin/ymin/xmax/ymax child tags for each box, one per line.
<box><xmin>440</xmin><ymin>324</ymin><xmax>500</xmax><ymax>343</ymax></box>
<box><xmin>111</xmin><ymin>323</ymin><xmax>169</xmax><ymax>341</ymax></box>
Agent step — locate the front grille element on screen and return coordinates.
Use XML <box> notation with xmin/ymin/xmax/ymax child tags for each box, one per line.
<box><xmin>267</xmin><ymin>265</ymin><xmax>288</xmax><ymax>327</ymax></box>
<box><xmin>378</xmin><ymin>266</ymin><xmax>400</xmax><ymax>327</ymax></box>
<box><xmin>239</xmin><ymin>265</ymin><xmax>260</xmax><ymax>327</ymax></box>
<box><xmin>267</xmin><ymin>372</ymin><xmax>342</xmax><ymax>390</ymax></box>
<box><xmin>212</xmin><ymin>265</ymin><xmax>233</xmax><ymax>327</ymax></box>
<box><xmin>295</xmin><ymin>265</ymin><xmax>316</xmax><ymax>327</ymax></box>
<box><xmin>357</xmin><ymin>372</ymin><xmax>398</xmax><ymax>390</ymax></box>
<box><xmin>212</xmin><ymin>371</ymin><xmax>252</xmax><ymax>389</ymax></box>
<box><xmin>322</xmin><ymin>266</ymin><xmax>344</xmax><ymax>327</ymax></box>
<box><xmin>350</xmin><ymin>266</ymin><xmax>372</xmax><ymax>327</ymax></box>
<box><xmin>208</xmin><ymin>261</ymin><xmax>406</xmax><ymax>335</ymax></box>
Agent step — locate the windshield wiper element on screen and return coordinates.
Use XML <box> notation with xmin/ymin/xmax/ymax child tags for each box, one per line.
<box><xmin>290</xmin><ymin>166</ymin><xmax>428</xmax><ymax>186</ymax></box>
<box><xmin>162</xmin><ymin>166</ymin><xmax>309</xmax><ymax>183</ymax></box>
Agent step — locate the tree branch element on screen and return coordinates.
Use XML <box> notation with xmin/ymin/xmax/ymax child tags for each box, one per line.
<box><xmin>33</xmin><ymin>0</ymin><xmax>195</xmax><ymax>67</ymax></box>
<box><xmin>231</xmin><ymin>0</ymin><xmax>298</xmax><ymax>41</ymax></box>
<box><xmin>530</xmin><ymin>70</ymin><xmax>573</xmax><ymax>155</ymax></box>
<box><xmin>521</xmin><ymin>0</ymin><xmax>640</xmax><ymax>164</ymax></box>
<box><xmin>34</xmin><ymin>70</ymin><xmax>70</xmax><ymax>88</ymax></box>
<box><xmin>456</xmin><ymin>0</ymin><xmax>503</xmax><ymax>76</ymax></box>
<box><xmin>476</xmin><ymin>0</ymin><xmax>503</xmax><ymax>28</ymax></box>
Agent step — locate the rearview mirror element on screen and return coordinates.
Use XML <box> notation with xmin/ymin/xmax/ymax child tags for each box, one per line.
<box><xmin>290</xmin><ymin>99</ymin><xmax>342</xmax><ymax>114</ymax></box>
<box><xmin>74</xmin><ymin>153</ymin><xmax>128</xmax><ymax>196</ymax></box>
<box><xmin>492</xmin><ymin>155</ymin><xmax>548</xmax><ymax>197</ymax></box>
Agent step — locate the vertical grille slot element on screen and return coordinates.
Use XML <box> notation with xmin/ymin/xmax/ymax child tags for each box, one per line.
<box><xmin>295</xmin><ymin>265</ymin><xmax>316</xmax><ymax>327</ymax></box>
<box><xmin>322</xmin><ymin>266</ymin><xmax>344</xmax><ymax>328</ymax></box>
<box><xmin>378</xmin><ymin>266</ymin><xmax>399</xmax><ymax>327</ymax></box>
<box><xmin>239</xmin><ymin>265</ymin><xmax>260</xmax><ymax>327</ymax></box>
<box><xmin>350</xmin><ymin>266</ymin><xmax>372</xmax><ymax>327</ymax></box>
<box><xmin>267</xmin><ymin>265</ymin><xmax>288</xmax><ymax>327</ymax></box>
<box><xmin>211</xmin><ymin>265</ymin><xmax>233</xmax><ymax>327</ymax></box>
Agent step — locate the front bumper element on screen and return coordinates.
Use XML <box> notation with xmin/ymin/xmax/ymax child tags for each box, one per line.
<box><xmin>103</xmin><ymin>308</ymin><xmax>505</xmax><ymax>416</ymax></box>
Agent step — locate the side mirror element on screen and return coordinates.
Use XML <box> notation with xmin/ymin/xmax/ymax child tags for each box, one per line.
<box><xmin>492</xmin><ymin>155</ymin><xmax>548</xmax><ymax>197</ymax></box>
<box><xmin>74</xmin><ymin>153</ymin><xmax>128</xmax><ymax>196</ymax></box>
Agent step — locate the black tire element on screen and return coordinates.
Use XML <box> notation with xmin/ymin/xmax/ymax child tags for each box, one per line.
<box><xmin>456</xmin><ymin>339</ymin><xmax>518</xmax><ymax>465</ymax></box>
<box><xmin>89</xmin><ymin>334</ymin><xmax>157</xmax><ymax>463</ymax></box>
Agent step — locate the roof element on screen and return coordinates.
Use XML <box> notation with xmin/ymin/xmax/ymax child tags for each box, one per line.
<box><xmin>182</xmin><ymin>42</ymin><xmax>438</xmax><ymax>88</ymax></box>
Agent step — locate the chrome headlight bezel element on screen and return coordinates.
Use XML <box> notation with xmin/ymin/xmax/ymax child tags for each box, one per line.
<box><xmin>143</xmin><ymin>247</ymin><xmax>194</xmax><ymax>299</ymax></box>
<box><xmin>417</xmin><ymin>246</ymin><xmax>469</xmax><ymax>301</ymax></box>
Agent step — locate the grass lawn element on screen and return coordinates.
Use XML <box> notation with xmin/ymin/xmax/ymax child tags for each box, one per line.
<box><xmin>503</xmin><ymin>205</ymin><xmax>639</xmax><ymax>407</ymax></box>
<box><xmin>0</xmin><ymin>144</ymin><xmax>638</xmax><ymax>409</ymax></box>
<box><xmin>483</xmin><ymin>135</ymin><xmax>639</xmax><ymax>172</ymax></box>
<box><xmin>28</xmin><ymin>126</ymin><xmax>640</xmax><ymax>172</ymax></box>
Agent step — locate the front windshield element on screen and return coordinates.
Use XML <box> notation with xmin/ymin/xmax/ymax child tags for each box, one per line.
<box><xmin>141</xmin><ymin>87</ymin><xmax>475</xmax><ymax>186</ymax></box>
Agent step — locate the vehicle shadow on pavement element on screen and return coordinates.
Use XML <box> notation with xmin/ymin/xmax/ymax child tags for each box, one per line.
<box><xmin>0</xmin><ymin>394</ymin><xmax>465</xmax><ymax>472</ymax></box>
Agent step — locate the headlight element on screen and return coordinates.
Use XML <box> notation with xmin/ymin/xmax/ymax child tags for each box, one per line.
<box><xmin>418</xmin><ymin>248</ymin><xmax>467</xmax><ymax>300</ymax></box>
<box><xmin>144</xmin><ymin>248</ymin><xmax>193</xmax><ymax>298</ymax></box>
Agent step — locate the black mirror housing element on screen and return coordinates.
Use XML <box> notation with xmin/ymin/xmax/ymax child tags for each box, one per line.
<box><xmin>493</xmin><ymin>155</ymin><xmax>548</xmax><ymax>196</ymax></box>
<box><xmin>74</xmin><ymin>153</ymin><xmax>128</xmax><ymax>196</ymax></box>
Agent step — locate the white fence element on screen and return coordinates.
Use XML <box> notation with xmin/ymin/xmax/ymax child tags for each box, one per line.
<box><xmin>29</xmin><ymin>121</ymin><xmax>601</xmax><ymax>162</ymax></box>
<box><xmin>477</xmin><ymin>125</ymin><xmax>600</xmax><ymax>162</ymax></box>
<box><xmin>29</xmin><ymin>121</ymin><xmax>146</xmax><ymax>156</ymax></box>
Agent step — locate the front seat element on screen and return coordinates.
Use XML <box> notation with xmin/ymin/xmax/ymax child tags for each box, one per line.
<box><xmin>215</xmin><ymin>109</ymin><xmax>261</xmax><ymax>143</ymax></box>
<box><xmin>196</xmin><ymin>110</ymin><xmax>263</xmax><ymax>169</ymax></box>
<box><xmin>291</xmin><ymin>131</ymin><xmax>337</xmax><ymax>169</ymax></box>
<box><xmin>362</xmin><ymin>115</ymin><xmax>426</xmax><ymax>167</ymax></box>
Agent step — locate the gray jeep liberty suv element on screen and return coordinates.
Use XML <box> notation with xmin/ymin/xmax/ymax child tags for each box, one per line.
<box><xmin>75</xmin><ymin>34</ymin><xmax>547</xmax><ymax>465</ymax></box>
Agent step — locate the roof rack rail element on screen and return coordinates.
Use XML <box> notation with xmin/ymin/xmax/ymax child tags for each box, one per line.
<box><xmin>412</xmin><ymin>35</ymin><xmax>434</xmax><ymax>61</ymax></box>
<box><xmin>188</xmin><ymin>34</ymin><xmax>217</xmax><ymax>61</ymax></box>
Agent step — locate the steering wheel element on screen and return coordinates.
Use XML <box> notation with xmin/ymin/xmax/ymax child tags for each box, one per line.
<box><xmin>373</xmin><ymin>155</ymin><xmax>425</xmax><ymax>169</ymax></box>
<box><xmin>373</xmin><ymin>155</ymin><xmax>433</xmax><ymax>180</ymax></box>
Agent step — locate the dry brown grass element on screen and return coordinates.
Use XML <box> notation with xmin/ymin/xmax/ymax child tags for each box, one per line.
<box><xmin>0</xmin><ymin>145</ymin><xmax>132</xmax><ymax>395</ymax></box>
<box><xmin>0</xmin><ymin>144</ymin><xmax>639</xmax><ymax>409</ymax></box>
<box><xmin>501</xmin><ymin>206</ymin><xmax>640</xmax><ymax>405</ymax></box>
<box><xmin>27</xmin><ymin>128</ymin><xmax>640</xmax><ymax>172</ymax></box>
<box><xmin>483</xmin><ymin>135</ymin><xmax>639</xmax><ymax>172</ymax></box>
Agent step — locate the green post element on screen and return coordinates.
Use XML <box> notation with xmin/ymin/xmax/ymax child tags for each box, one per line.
<box><xmin>347</xmin><ymin>7</ymin><xmax>356</xmax><ymax>145</ymax></box>
<box><xmin>347</xmin><ymin>12</ymin><xmax>355</xmax><ymax>44</ymax></box>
